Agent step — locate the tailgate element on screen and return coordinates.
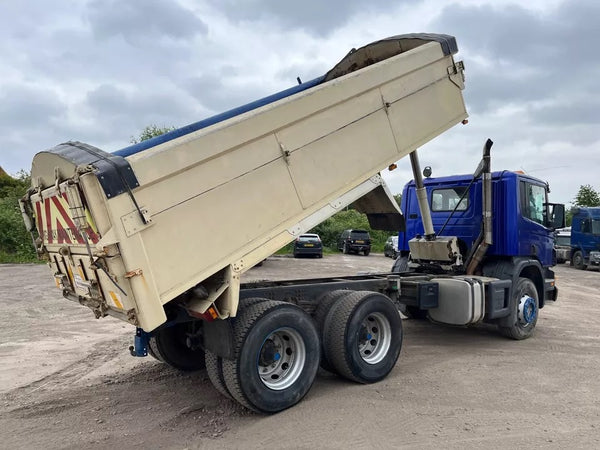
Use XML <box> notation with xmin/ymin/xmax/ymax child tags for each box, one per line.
<box><xmin>28</xmin><ymin>182</ymin><xmax>134</xmax><ymax>322</ymax></box>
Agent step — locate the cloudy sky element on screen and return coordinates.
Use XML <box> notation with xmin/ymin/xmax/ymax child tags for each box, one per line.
<box><xmin>1</xmin><ymin>0</ymin><xmax>598</xmax><ymax>205</ymax></box>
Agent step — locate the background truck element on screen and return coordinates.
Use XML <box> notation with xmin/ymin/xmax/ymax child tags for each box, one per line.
<box><xmin>393</xmin><ymin>153</ymin><xmax>565</xmax><ymax>338</ymax></box>
<box><xmin>20</xmin><ymin>33</ymin><xmax>560</xmax><ymax>414</ymax></box>
<box><xmin>570</xmin><ymin>207</ymin><xmax>600</xmax><ymax>270</ymax></box>
<box><xmin>554</xmin><ymin>227</ymin><xmax>571</xmax><ymax>264</ymax></box>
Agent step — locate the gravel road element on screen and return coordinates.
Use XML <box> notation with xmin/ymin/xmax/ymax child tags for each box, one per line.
<box><xmin>1</xmin><ymin>256</ymin><xmax>599</xmax><ymax>449</ymax></box>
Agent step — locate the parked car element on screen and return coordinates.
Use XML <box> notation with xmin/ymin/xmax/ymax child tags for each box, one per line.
<box><xmin>337</xmin><ymin>229</ymin><xmax>371</xmax><ymax>255</ymax></box>
<box><xmin>384</xmin><ymin>235</ymin><xmax>399</xmax><ymax>259</ymax></box>
<box><xmin>293</xmin><ymin>233</ymin><xmax>323</xmax><ymax>258</ymax></box>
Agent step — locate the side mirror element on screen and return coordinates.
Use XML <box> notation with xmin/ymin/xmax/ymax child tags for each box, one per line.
<box><xmin>547</xmin><ymin>203</ymin><xmax>565</xmax><ymax>230</ymax></box>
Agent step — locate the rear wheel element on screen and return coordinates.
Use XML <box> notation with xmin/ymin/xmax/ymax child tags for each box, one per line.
<box><xmin>498</xmin><ymin>277</ymin><xmax>539</xmax><ymax>340</ymax></box>
<box><xmin>314</xmin><ymin>290</ymin><xmax>349</xmax><ymax>373</ymax></box>
<box><xmin>572</xmin><ymin>250</ymin><xmax>587</xmax><ymax>270</ymax></box>
<box><xmin>323</xmin><ymin>291</ymin><xmax>402</xmax><ymax>383</ymax></box>
<box><xmin>205</xmin><ymin>297</ymin><xmax>269</xmax><ymax>399</ymax></box>
<box><xmin>222</xmin><ymin>301</ymin><xmax>320</xmax><ymax>413</ymax></box>
<box><xmin>205</xmin><ymin>351</ymin><xmax>232</xmax><ymax>400</ymax></box>
<box><xmin>147</xmin><ymin>321</ymin><xmax>205</xmax><ymax>371</ymax></box>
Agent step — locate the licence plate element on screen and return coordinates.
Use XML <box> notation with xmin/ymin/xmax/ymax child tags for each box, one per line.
<box><xmin>305</xmin><ymin>243</ymin><xmax>314</xmax><ymax>247</ymax></box>
<box><xmin>356</xmin><ymin>240</ymin><xmax>364</xmax><ymax>244</ymax></box>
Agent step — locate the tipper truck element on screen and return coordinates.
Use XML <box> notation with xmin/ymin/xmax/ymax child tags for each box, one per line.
<box><xmin>20</xmin><ymin>33</ymin><xmax>557</xmax><ymax>413</ymax></box>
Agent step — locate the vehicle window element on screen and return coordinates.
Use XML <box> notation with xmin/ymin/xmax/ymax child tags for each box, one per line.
<box><xmin>581</xmin><ymin>219</ymin><xmax>591</xmax><ymax>234</ymax></box>
<box><xmin>555</xmin><ymin>236</ymin><xmax>570</xmax><ymax>246</ymax></box>
<box><xmin>593</xmin><ymin>220</ymin><xmax>600</xmax><ymax>235</ymax></box>
<box><xmin>431</xmin><ymin>187</ymin><xmax>468</xmax><ymax>212</ymax></box>
<box><xmin>299</xmin><ymin>235</ymin><xmax>319</xmax><ymax>241</ymax></box>
<box><xmin>520</xmin><ymin>181</ymin><xmax>546</xmax><ymax>225</ymax></box>
<box><xmin>350</xmin><ymin>231</ymin><xmax>369</xmax><ymax>239</ymax></box>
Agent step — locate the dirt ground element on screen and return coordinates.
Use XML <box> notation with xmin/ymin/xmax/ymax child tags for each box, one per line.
<box><xmin>1</xmin><ymin>255</ymin><xmax>599</xmax><ymax>449</ymax></box>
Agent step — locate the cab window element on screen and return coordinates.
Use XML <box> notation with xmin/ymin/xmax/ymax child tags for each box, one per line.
<box><xmin>582</xmin><ymin>219</ymin><xmax>600</xmax><ymax>235</ymax></box>
<box><xmin>520</xmin><ymin>181</ymin><xmax>546</xmax><ymax>225</ymax></box>
<box><xmin>431</xmin><ymin>187</ymin><xmax>468</xmax><ymax>212</ymax></box>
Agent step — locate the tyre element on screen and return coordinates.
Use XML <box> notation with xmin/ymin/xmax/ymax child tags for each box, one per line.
<box><xmin>147</xmin><ymin>321</ymin><xmax>205</xmax><ymax>371</ymax></box>
<box><xmin>572</xmin><ymin>250</ymin><xmax>587</xmax><ymax>270</ymax></box>
<box><xmin>205</xmin><ymin>351</ymin><xmax>232</xmax><ymax>400</ymax></box>
<box><xmin>391</xmin><ymin>256</ymin><xmax>409</xmax><ymax>273</ymax></box>
<box><xmin>313</xmin><ymin>290</ymin><xmax>349</xmax><ymax>373</ymax></box>
<box><xmin>323</xmin><ymin>291</ymin><xmax>402</xmax><ymax>384</ymax></box>
<box><xmin>364</xmin><ymin>248</ymin><xmax>370</xmax><ymax>256</ymax></box>
<box><xmin>205</xmin><ymin>296</ymin><xmax>270</xmax><ymax>399</ymax></box>
<box><xmin>222</xmin><ymin>301</ymin><xmax>320</xmax><ymax>413</ymax></box>
<box><xmin>147</xmin><ymin>336</ymin><xmax>163</xmax><ymax>362</ymax></box>
<box><xmin>498</xmin><ymin>277</ymin><xmax>539</xmax><ymax>340</ymax></box>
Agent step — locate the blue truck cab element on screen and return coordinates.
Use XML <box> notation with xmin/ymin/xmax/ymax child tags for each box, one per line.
<box><xmin>570</xmin><ymin>207</ymin><xmax>600</xmax><ymax>270</ymax></box>
<box><xmin>397</xmin><ymin>170</ymin><xmax>563</xmax><ymax>310</ymax></box>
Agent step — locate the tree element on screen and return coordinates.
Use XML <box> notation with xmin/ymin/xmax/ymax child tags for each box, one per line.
<box><xmin>130</xmin><ymin>124</ymin><xmax>176</xmax><ymax>144</ymax></box>
<box><xmin>573</xmin><ymin>184</ymin><xmax>600</xmax><ymax>207</ymax></box>
<box><xmin>0</xmin><ymin>169</ymin><xmax>36</xmax><ymax>262</ymax></box>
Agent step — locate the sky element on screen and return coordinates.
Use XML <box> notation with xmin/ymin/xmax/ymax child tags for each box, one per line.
<box><xmin>1</xmin><ymin>0</ymin><xmax>598</xmax><ymax>205</ymax></box>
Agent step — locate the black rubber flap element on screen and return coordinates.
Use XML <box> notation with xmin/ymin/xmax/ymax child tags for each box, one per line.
<box><xmin>43</xmin><ymin>141</ymin><xmax>139</xmax><ymax>198</ymax></box>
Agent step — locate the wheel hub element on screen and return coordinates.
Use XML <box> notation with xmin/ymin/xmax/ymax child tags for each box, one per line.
<box><xmin>517</xmin><ymin>295</ymin><xmax>537</xmax><ymax>326</ymax></box>
<box><xmin>258</xmin><ymin>327</ymin><xmax>306</xmax><ymax>391</ymax></box>
<box><xmin>358</xmin><ymin>313</ymin><xmax>392</xmax><ymax>365</ymax></box>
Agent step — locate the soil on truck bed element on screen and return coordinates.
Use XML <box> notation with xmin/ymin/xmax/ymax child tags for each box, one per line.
<box><xmin>1</xmin><ymin>256</ymin><xmax>599</xmax><ymax>449</ymax></box>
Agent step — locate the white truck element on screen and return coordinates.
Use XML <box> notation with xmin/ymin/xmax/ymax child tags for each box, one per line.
<box><xmin>22</xmin><ymin>34</ymin><xmax>471</xmax><ymax>413</ymax></box>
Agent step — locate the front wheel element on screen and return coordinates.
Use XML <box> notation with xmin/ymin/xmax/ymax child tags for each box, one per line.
<box><xmin>323</xmin><ymin>291</ymin><xmax>402</xmax><ymax>383</ymax></box>
<box><xmin>498</xmin><ymin>277</ymin><xmax>539</xmax><ymax>340</ymax></box>
<box><xmin>391</xmin><ymin>256</ymin><xmax>409</xmax><ymax>273</ymax></box>
<box><xmin>222</xmin><ymin>301</ymin><xmax>320</xmax><ymax>413</ymax></box>
<box><xmin>572</xmin><ymin>250</ymin><xmax>587</xmax><ymax>270</ymax></box>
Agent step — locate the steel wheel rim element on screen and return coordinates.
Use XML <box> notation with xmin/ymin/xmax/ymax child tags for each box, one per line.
<box><xmin>517</xmin><ymin>295</ymin><xmax>537</xmax><ymax>327</ymax></box>
<box><xmin>257</xmin><ymin>327</ymin><xmax>306</xmax><ymax>390</ymax></box>
<box><xmin>358</xmin><ymin>312</ymin><xmax>392</xmax><ymax>364</ymax></box>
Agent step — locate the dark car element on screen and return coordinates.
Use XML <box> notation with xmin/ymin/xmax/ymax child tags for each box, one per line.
<box><xmin>337</xmin><ymin>229</ymin><xmax>371</xmax><ymax>255</ymax></box>
<box><xmin>293</xmin><ymin>233</ymin><xmax>323</xmax><ymax>258</ymax></box>
<box><xmin>384</xmin><ymin>235</ymin><xmax>399</xmax><ymax>259</ymax></box>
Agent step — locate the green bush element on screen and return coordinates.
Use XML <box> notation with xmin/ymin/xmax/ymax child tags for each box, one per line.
<box><xmin>278</xmin><ymin>209</ymin><xmax>397</xmax><ymax>254</ymax></box>
<box><xmin>0</xmin><ymin>170</ymin><xmax>37</xmax><ymax>263</ymax></box>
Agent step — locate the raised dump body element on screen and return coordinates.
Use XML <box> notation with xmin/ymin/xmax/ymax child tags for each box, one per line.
<box><xmin>22</xmin><ymin>33</ymin><xmax>467</xmax><ymax>334</ymax></box>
